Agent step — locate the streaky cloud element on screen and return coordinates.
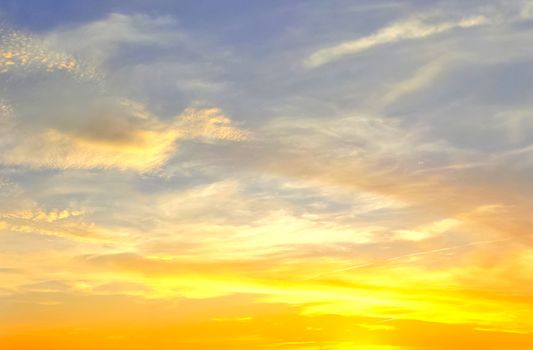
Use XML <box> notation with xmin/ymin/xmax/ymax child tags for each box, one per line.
<box><xmin>305</xmin><ymin>15</ymin><xmax>488</xmax><ymax>68</ymax></box>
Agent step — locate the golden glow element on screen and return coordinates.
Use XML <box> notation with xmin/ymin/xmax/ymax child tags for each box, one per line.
<box><xmin>1</xmin><ymin>4</ymin><xmax>533</xmax><ymax>350</ymax></box>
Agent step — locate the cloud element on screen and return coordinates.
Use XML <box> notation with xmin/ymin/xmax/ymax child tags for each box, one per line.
<box><xmin>242</xmin><ymin>111</ymin><xmax>533</xmax><ymax>248</ymax></box>
<box><xmin>1</xmin><ymin>3</ymin><xmax>533</xmax><ymax>348</ymax></box>
<box><xmin>519</xmin><ymin>0</ymin><xmax>533</xmax><ymax>19</ymax></box>
<box><xmin>0</xmin><ymin>105</ymin><xmax>249</xmax><ymax>172</ymax></box>
<box><xmin>1</xmin><ymin>208</ymin><xmax>84</xmax><ymax>222</ymax></box>
<box><xmin>492</xmin><ymin>106</ymin><xmax>533</xmax><ymax>145</ymax></box>
<box><xmin>382</xmin><ymin>58</ymin><xmax>448</xmax><ymax>104</ymax></box>
<box><xmin>0</xmin><ymin>20</ymin><xmax>247</xmax><ymax>172</ymax></box>
<box><xmin>177</xmin><ymin>107</ymin><xmax>250</xmax><ymax>142</ymax></box>
<box><xmin>393</xmin><ymin>218</ymin><xmax>461</xmax><ymax>241</ymax></box>
<box><xmin>0</xmin><ymin>206</ymin><xmax>108</xmax><ymax>241</ymax></box>
<box><xmin>1</xmin><ymin>122</ymin><xmax>178</xmax><ymax>172</ymax></box>
<box><xmin>0</xmin><ymin>26</ymin><xmax>99</xmax><ymax>79</ymax></box>
<box><xmin>43</xmin><ymin>13</ymin><xmax>182</xmax><ymax>65</ymax></box>
<box><xmin>305</xmin><ymin>15</ymin><xmax>488</xmax><ymax>67</ymax></box>
<box><xmin>136</xmin><ymin>179</ymin><xmax>382</xmax><ymax>260</ymax></box>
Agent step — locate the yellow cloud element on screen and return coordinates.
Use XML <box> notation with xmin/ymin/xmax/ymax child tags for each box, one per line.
<box><xmin>0</xmin><ymin>106</ymin><xmax>249</xmax><ymax>172</ymax></box>
<box><xmin>0</xmin><ymin>27</ymin><xmax>99</xmax><ymax>79</ymax></box>
<box><xmin>394</xmin><ymin>218</ymin><xmax>461</xmax><ymax>241</ymax></box>
<box><xmin>177</xmin><ymin>107</ymin><xmax>251</xmax><ymax>142</ymax></box>
<box><xmin>2</xmin><ymin>127</ymin><xmax>179</xmax><ymax>172</ymax></box>
<box><xmin>1</xmin><ymin>208</ymin><xmax>84</xmax><ymax>222</ymax></box>
<box><xmin>0</xmin><ymin>207</ymin><xmax>107</xmax><ymax>241</ymax></box>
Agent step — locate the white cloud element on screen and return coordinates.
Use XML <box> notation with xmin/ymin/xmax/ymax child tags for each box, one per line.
<box><xmin>394</xmin><ymin>218</ymin><xmax>461</xmax><ymax>241</ymax></box>
<box><xmin>383</xmin><ymin>58</ymin><xmax>447</xmax><ymax>104</ymax></box>
<box><xmin>305</xmin><ymin>15</ymin><xmax>488</xmax><ymax>67</ymax></box>
<box><xmin>44</xmin><ymin>13</ymin><xmax>181</xmax><ymax>65</ymax></box>
<box><xmin>519</xmin><ymin>0</ymin><xmax>533</xmax><ymax>19</ymax></box>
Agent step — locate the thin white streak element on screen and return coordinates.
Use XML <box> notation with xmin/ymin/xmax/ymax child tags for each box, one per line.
<box><xmin>305</xmin><ymin>15</ymin><xmax>488</xmax><ymax>68</ymax></box>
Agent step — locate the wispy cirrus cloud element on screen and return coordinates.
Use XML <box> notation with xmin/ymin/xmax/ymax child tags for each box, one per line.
<box><xmin>305</xmin><ymin>15</ymin><xmax>489</xmax><ymax>68</ymax></box>
<box><xmin>382</xmin><ymin>58</ymin><xmax>448</xmax><ymax>105</ymax></box>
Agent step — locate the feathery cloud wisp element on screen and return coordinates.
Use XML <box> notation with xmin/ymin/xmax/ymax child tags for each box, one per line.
<box><xmin>305</xmin><ymin>15</ymin><xmax>488</xmax><ymax>68</ymax></box>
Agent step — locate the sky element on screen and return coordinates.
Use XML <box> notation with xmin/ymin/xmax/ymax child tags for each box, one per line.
<box><xmin>0</xmin><ymin>1</ymin><xmax>533</xmax><ymax>349</ymax></box>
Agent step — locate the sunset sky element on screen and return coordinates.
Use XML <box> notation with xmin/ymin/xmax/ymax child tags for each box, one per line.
<box><xmin>1</xmin><ymin>1</ymin><xmax>533</xmax><ymax>349</ymax></box>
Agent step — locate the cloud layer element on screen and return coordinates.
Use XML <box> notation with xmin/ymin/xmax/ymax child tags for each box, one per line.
<box><xmin>1</xmin><ymin>1</ymin><xmax>533</xmax><ymax>349</ymax></box>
